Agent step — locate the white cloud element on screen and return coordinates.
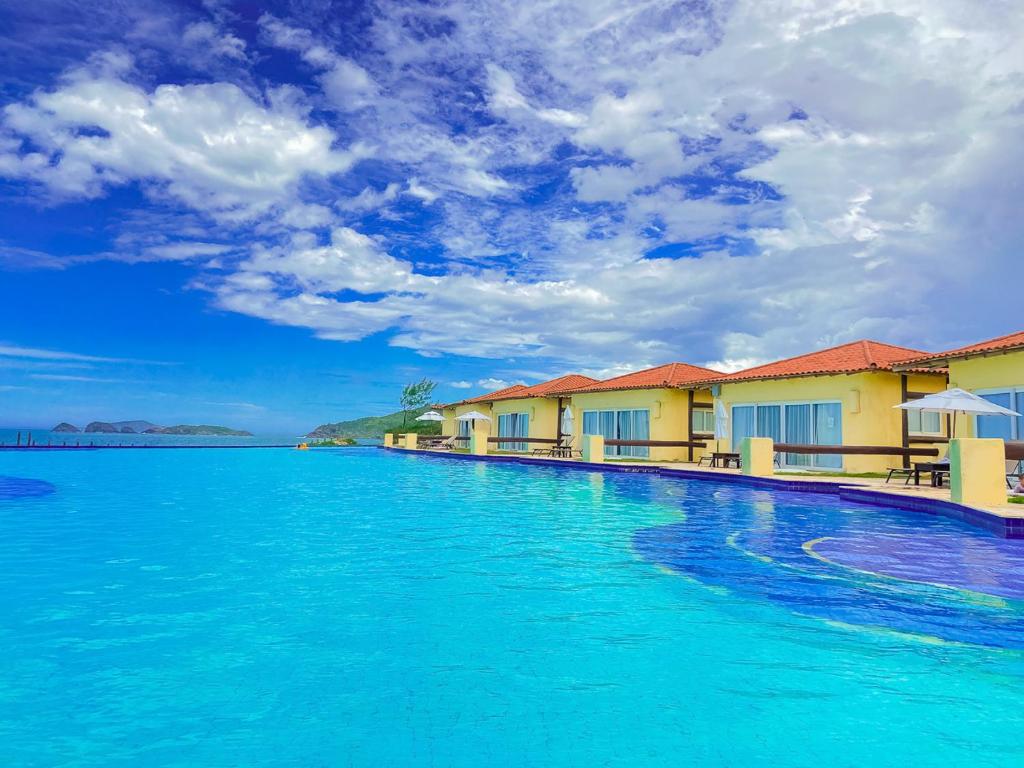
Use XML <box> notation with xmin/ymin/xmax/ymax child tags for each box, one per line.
<box><xmin>449</xmin><ymin>380</ymin><xmax>472</xmax><ymax>389</ymax></box>
<box><xmin>5</xmin><ymin>0</ymin><xmax>1024</xmax><ymax>371</ymax></box>
<box><xmin>30</xmin><ymin>374</ymin><xmax>125</xmax><ymax>383</ymax></box>
<box><xmin>182</xmin><ymin>21</ymin><xmax>246</xmax><ymax>61</ymax></box>
<box><xmin>0</xmin><ymin>58</ymin><xmax>360</xmax><ymax>218</ymax></box>
<box><xmin>478</xmin><ymin>377</ymin><xmax>512</xmax><ymax>390</ymax></box>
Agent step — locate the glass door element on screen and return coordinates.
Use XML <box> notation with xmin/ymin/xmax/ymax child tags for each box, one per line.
<box><xmin>812</xmin><ymin>403</ymin><xmax>842</xmax><ymax>468</ymax></box>
<box><xmin>784</xmin><ymin>404</ymin><xmax>812</xmax><ymax>467</ymax></box>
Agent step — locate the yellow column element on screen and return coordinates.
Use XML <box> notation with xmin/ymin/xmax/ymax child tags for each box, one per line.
<box><xmin>949</xmin><ymin>438</ymin><xmax>1005</xmax><ymax>508</ymax></box>
<box><xmin>403</xmin><ymin>433</ymin><xmax>417</xmax><ymax>450</ymax></box>
<box><xmin>741</xmin><ymin>437</ymin><xmax>774</xmax><ymax>477</ymax></box>
<box><xmin>383</xmin><ymin>433</ymin><xmax>394</xmax><ymax>448</ymax></box>
<box><xmin>582</xmin><ymin>435</ymin><xmax>605</xmax><ymax>463</ymax></box>
<box><xmin>469</xmin><ymin>423</ymin><xmax>489</xmax><ymax>455</ymax></box>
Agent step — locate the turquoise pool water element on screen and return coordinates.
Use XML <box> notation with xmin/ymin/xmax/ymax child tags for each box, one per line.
<box><xmin>2</xmin><ymin>447</ymin><xmax>1023</xmax><ymax>766</ymax></box>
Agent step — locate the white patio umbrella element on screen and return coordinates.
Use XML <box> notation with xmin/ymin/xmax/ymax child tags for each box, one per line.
<box><xmin>415</xmin><ymin>410</ymin><xmax>444</xmax><ymax>422</ymax></box>
<box><xmin>894</xmin><ymin>387</ymin><xmax>1020</xmax><ymax>438</ymax></box>
<box><xmin>456</xmin><ymin>410</ymin><xmax>491</xmax><ymax>429</ymax></box>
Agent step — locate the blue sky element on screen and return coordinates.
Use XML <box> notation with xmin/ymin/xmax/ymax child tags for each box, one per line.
<box><xmin>1</xmin><ymin>0</ymin><xmax>1022</xmax><ymax>433</ymax></box>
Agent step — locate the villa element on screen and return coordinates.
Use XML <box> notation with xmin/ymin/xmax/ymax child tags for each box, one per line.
<box><xmin>440</xmin><ymin>375</ymin><xmax>598</xmax><ymax>450</ymax></box>
<box><xmin>895</xmin><ymin>330</ymin><xmax>1024</xmax><ymax>442</ymax></box>
<box><xmin>702</xmin><ymin>340</ymin><xmax>949</xmax><ymax>473</ymax></box>
<box><xmin>556</xmin><ymin>363</ymin><xmax>722</xmax><ymax>462</ymax></box>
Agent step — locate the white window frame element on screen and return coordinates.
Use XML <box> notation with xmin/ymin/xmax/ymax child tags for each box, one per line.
<box><xmin>972</xmin><ymin>386</ymin><xmax>1024</xmax><ymax>440</ymax></box>
<box><xmin>906</xmin><ymin>409</ymin><xmax>943</xmax><ymax>436</ymax></box>
<box><xmin>691</xmin><ymin>408</ymin><xmax>715</xmax><ymax>433</ymax></box>
<box><xmin>730</xmin><ymin>399</ymin><xmax>844</xmax><ymax>470</ymax></box>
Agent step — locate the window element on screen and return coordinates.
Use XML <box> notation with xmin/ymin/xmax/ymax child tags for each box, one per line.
<box><xmin>732</xmin><ymin>400</ymin><xmax>843</xmax><ymax>469</ymax></box>
<box><xmin>457</xmin><ymin>419</ymin><xmax>471</xmax><ymax>438</ymax></box>
<box><xmin>907</xmin><ymin>409</ymin><xmax>942</xmax><ymax>435</ymax></box>
<box><xmin>497</xmin><ymin>412</ymin><xmax>529</xmax><ymax>452</ymax></box>
<box><xmin>691</xmin><ymin>409</ymin><xmax>715</xmax><ymax>433</ymax></box>
<box><xmin>582</xmin><ymin>409</ymin><xmax>651</xmax><ymax>458</ymax></box>
<box><xmin>975</xmin><ymin>388</ymin><xmax>1024</xmax><ymax>441</ymax></box>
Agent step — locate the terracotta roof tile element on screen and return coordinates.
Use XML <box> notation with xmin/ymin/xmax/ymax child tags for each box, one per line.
<box><xmin>705</xmin><ymin>340</ymin><xmax>933</xmax><ymax>384</ymax></box>
<box><xmin>457</xmin><ymin>383</ymin><xmax>529</xmax><ymax>405</ymax></box>
<box><xmin>896</xmin><ymin>330</ymin><xmax>1024</xmax><ymax>366</ymax></box>
<box><xmin>448</xmin><ymin>374</ymin><xmax>599</xmax><ymax>406</ymax></box>
<box><xmin>559</xmin><ymin>362</ymin><xmax>723</xmax><ymax>393</ymax></box>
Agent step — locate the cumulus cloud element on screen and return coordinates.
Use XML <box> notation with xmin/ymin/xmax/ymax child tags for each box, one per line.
<box><xmin>3</xmin><ymin>0</ymin><xmax>1023</xmax><ymax>370</ymax></box>
<box><xmin>0</xmin><ymin>57</ymin><xmax>360</xmax><ymax>218</ymax></box>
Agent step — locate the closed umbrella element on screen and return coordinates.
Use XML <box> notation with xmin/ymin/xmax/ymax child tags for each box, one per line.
<box><xmin>560</xmin><ymin>405</ymin><xmax>574</xmax><ymax>441</ymax></box>
<box><xmin>894</xmin><ymin>387</ymin><xmax>1020</xmax><ymax>438</ymax></box>
<box><xmin>713</xmin><ymin>399</ymin><xmax>729</xmax><ymax>451</ymax></box>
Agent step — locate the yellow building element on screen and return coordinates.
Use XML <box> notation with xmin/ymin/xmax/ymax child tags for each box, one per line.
<box><xmin>557</xmin><ymin>363</ymin><xmax>722</xmax><ymax>462</ymax></box>
<box><xmin>895</xmin><ymin>330</ymin><xmax>1024</xmax><ymax>441</ymax></box>
<box><xmin>706</xmin><ymin>340</ymin><xmax>948</xmax><ymax>473</ymax></box>
<box><xmin>439</xmin><ymin>375</ymin><xmax>597</xmax><ymax>451</ymax></box>
<box><xmin>438</xmin><ymin>384</ymin><xmax>529</xmax><ymax>440</ymax></box>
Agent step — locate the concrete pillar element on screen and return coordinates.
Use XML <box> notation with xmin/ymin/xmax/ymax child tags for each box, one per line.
<box><xmin>582</xmin><ymin>434</ymin><xmax>605</xmax><ymax>463</ymax></box>
<box><xmin>383</xmin><ymin>433</ymin><xmax>394</xmax><ymax>448</ymax></box>
<box><xmin>469</xmin><ymin>423</ymin><xmax>489</xmax><ymax>455</ymax></box>
<box><xmin>949</xmin><ymin>438</ymin><xmax>1005</xmax><ymax>508</ymax></box>
<box><xmin>403</xmin><ymin>433</ymin><xmax>417</xmax><ymax>450</ymax></box>
<box><xmin>741</xmin><ymin>437</ymin><xmax>774</xmax><ymax>477</ymax></box>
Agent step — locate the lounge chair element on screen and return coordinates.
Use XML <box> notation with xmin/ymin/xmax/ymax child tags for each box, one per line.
<box><xmin>534</xmin><ymin>437</ymin><xmax>578</xmax><ymax>458</ymax></box>
<box><xmin>424</xmin><ymin>436</ymin><xmax>456</xmax><ymax>451</ymax></box>
<box><xmin>885</xmin><ymin>466</ymin><xmax>915</xmax><ymax>484</ymax></box>
<box><xmin>1006</xmin><ymin>459</ymin><xmax>1023</xmax><ymax>489</ymax></box>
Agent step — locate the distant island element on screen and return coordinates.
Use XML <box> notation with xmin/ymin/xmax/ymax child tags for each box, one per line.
<box><xmin>53</xmin><ymin>421</ymin><xmax>252</xmax><ymax>437</ymax></box>
<box><xmin>145</xmin><ymin>425</ymin><xmax>253</xmax><ymax>436</ymax></box>
<box><xmin>307</xmin><ymin>408</ymin><xmax>442</xmax><ymax>439</ymax></box>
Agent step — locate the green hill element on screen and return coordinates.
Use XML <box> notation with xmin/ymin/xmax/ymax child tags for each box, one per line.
<box><xmin>144</xmin><ymin>425</ymin><xmax>253</xmax><ymax>436</ymax></box>
<box><xmin>307</xmin><ymin>409</ymin><xmax>442</xmax><ymax>439</ymax></box>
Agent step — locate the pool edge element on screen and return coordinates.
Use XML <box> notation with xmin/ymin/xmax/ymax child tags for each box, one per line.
<box><xmin>382</xmin><ymin>447</ymin><xmax>1024</xmax><ymax>539</ymax></box>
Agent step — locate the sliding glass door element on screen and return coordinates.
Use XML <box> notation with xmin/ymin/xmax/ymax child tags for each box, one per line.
<box><xmin>497</xmin><ymin>412</ymin><xmax>529</xmax><ymax>452</ymax></box>
<box><xmin>582</xmin><ymin>409</ymin><xmax>651</xmax><ymax>458</ymax></box>
<box><xmin>732</xmin><ymin>401</ymin><xmax>843</xmax><ymax>469</ymax></box>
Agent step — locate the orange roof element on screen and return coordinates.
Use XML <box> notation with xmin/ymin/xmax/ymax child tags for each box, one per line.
<box><xmin>559</xmin><ymin>362</ymin><xmax>722</xmax><ymax>394</ymax></box>
<box><xmin>456</xmin><ymin>383</ymin><xmax>529</xmax><ymax>406</ymax></box>
<box><xmin>705</xmin><ymin>340</ymin><xmax>936</xmax><ymax>384</ymax></box>
<box><xmin>895</xmin><ymin>330</ymin><xmax>1024</xmax><ymax>367</ymax></box>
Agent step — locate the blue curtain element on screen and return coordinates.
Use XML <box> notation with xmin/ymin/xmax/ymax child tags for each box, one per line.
<box><xmin>756</xmin><ymin>405</ymin><xmax>782</xmax><ymax>442</ymax></box>
<box><xmin>784</xmin><ymin>404</ymin><xmax>812</xmax><ymax>466</ymax></box>
<box><xmin>600</xmin><ymin>411</ymin><xmax>616</xmax><ymax>456</ymax></box>
<box><xmin>582</xmin><ymin>411</ymin><xmax>599</xmax><ymax>435</ymax></box>
<box><xmin>813</xmin><ymin>403</ymin><xmax>842</xmax><ymax>468</ymax></box>
<box><xmin>632</xmin><ymin>410</ymin><xmax>650</xmax><ymax>458</ymax></box>
<box><xmin>458</xmin><ymin>419</ymin><xmax>470</xmax><ymax>437</ymax></box>
<box><xmin>732</xmin><ymin>406</ymin><xmax>756</xmax><ymax>452</ymax></box>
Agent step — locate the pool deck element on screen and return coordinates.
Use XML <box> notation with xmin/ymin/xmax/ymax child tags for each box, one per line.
<box><xmin>388</xmin><ymin>446</ymin><xmax>1024</xmax><ymax>538</ymax></box>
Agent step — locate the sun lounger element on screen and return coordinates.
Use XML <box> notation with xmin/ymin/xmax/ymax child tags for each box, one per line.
<box><xmin>1007</xmin><ymin>459</ymin><xmax>1023</xmax><ymax>489</ymax></box>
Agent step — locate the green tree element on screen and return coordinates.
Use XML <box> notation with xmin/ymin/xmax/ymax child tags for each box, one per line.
<box><xmin>400</xmin><ymin>378</ymin><xmax>438</xmax><ymax>428</ymax></box>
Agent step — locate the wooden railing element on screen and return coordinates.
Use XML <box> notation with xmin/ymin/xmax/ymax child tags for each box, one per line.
<box><xmin>487</xmin><ymin>437</ymin><xmax>559</xmax><ymax>445</ymax></box>
<box><xmin>605</xmin><ymin>439</ymin><xmax>707</xmax><ymax>448</ymax></box>
<box><xmin>1007</xmin><ymin>441</ymin><xmax>1024</xmax><ymax>461</ymax></box>
<box><xmin>774</xmin><ymin>443</ymin><xmax>939</xmax><ymax>457</ymax></box>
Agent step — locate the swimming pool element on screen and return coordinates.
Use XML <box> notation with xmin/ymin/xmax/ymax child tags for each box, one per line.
<box><xmin>2</xmin><ymin>447</ymin><xmax>1023</xmax><ymax>766</ymax></box>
